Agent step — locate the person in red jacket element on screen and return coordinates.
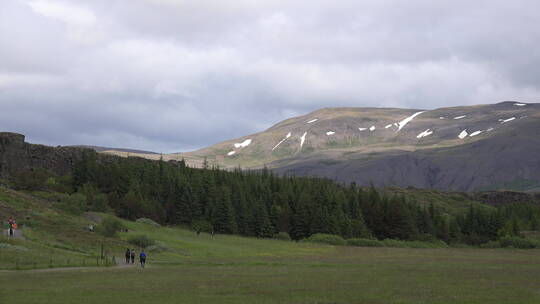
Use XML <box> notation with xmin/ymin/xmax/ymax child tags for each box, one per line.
<box><xmin>7</xmin><ymin>217</ymin><xmax>15</xmax><ymax>236</ymax></box>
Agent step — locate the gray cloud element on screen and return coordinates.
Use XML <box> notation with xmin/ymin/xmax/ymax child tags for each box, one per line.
<box><xmin>1</xmin><ymin>0</ymin><xmax>539</xmax><ymax>152</ymax></box>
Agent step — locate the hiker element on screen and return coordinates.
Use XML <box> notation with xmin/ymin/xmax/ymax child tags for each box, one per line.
<box><xmin>130</xmin><ymin>249</ymin><xmax>135</xmax><ymax>264</ymax></box>
<box><xmin>7</xmin><ymin>217</ymin><xmax>15</xmax><ymax>237</ymax></box>
<box><xmin>139</xmin><ymin>250</ymin><xmax>146</xmax><ymax>268</ymax></box>
<box><xmin>125</xmin><ymin>248</ymin><xmax>131</xmax><ymax>264</ymax></box>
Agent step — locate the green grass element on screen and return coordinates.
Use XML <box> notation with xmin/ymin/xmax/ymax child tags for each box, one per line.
<box><xmin>1</xmin><ymin>247</ymin><xmax>539</xmax><ymax>304</ymax></box>
<box><xmin>1</xmin><ymin>187</ymin><xmax>540</xmax><ymax>303</ymax></box>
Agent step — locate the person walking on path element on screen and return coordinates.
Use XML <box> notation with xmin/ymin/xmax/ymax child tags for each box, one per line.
<box><xmin>7</xmin><ymin>217</ymin><xmax>15</xmax><ymax>237</ymax></box>
<box><xmin>130</xmin><ymin>249</ymin><xmax>135</xmax><ymax>264</ymax></box>
<box><xmin>125</xmin><ymin>248</ymin><xmax>131</xmax><ymax>264</ymax></box>
<box><xmin>139</xmin><ymin>250</ymin><xmax>146</xmax><ymax>268</ymax></box>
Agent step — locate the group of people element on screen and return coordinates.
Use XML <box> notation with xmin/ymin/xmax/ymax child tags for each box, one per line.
<box><xmin>7</xmin><ymin>217</ymin><xmax>17</xmax><ymax>237</ymax></box>
<box><xmin>125</xmin><ymin>248</ymin><xmax>147</xmax><ymax>268</ymax></box>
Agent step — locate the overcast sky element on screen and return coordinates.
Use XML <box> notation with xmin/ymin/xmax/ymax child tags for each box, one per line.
<box><xmin>1</xmin><ymin>0</ymin><xmax>539</xmax><ymax>152</ymax></box>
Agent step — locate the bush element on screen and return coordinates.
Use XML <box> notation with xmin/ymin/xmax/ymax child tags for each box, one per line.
<box><xmin>56</xmin><ymin>193</ymin><xmax>86</xmax><ymax>215</ymax></box>
<box><xmin>91</xmin><ymin>193</ymin><xmax>111</xmax><ymax>212</ymax></box>
<box><xmin>273</xmin><ymin>232</ymin><xmax>291</xmax><ymax>241</ymax></box>
<box><xmin>97</xmin><ymin>217</ymin><xmax>125</xmax><ymax>237</ymax></box>
<box><xmin>136</xmin><ymin>218</ymin><xmax>161</xmax><ymax>227</ymax></box>
<box><xmin>191</xmin><ymin>220</ymin><xmax>213</xmax><ymax>233</ymax></box>
<box><xmin>346</xmin><ymin>238</ymin><xmax>384</xmax><ymax>247</ymax></box>
<box><xmin>498</xmin><ymin>236</ymin><xmax>538</xmax><ymax>249</ymax></box>
<box><xmin>304</xmin><ymin>233</ymin><xmax>346</xmax><ymax>246</ymax></box>
<box><xmin>128</xmin><ymin>234</ymin><xmax>155</xmax><ymax>248</ymax></box>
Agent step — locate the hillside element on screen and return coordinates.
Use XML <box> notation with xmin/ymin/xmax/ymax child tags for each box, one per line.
<box><xmin>109</xmin><ymin>101</ymin><xmax>539</xmax><ymax>191</ymax></box>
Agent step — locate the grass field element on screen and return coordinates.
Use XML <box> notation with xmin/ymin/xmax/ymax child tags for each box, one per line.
<box><xmin>2</xmin><ymin>245</ymin><xmax>539</xmax><ymax>304</ymax></box>
<box><xmin>1</xmin><ymin>187</ymin><xmax>540</xmax><ymax>303</ymax></box>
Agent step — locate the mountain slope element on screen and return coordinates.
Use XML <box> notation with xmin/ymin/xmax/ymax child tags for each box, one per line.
<box><xmin>107</xmin><ymin>101</ymin><xmax>539</xmax><ymax>191</ymax></box>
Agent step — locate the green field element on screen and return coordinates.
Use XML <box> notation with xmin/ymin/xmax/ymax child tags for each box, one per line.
<box><xmin>1</xmin><ymin>187</ymin><xmax>540</xmax><ymax>303</ymax></box>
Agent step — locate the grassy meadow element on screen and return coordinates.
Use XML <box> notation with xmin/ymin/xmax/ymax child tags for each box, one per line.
<box><xmin>1</xmin><ymin>186</ymin><xmax>540</xmax><ymax>303</ymax></box>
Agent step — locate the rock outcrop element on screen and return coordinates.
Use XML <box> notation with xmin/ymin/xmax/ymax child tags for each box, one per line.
<box><xmin>0</xmin><ymin>132</ymin><xmax>92</xmax><ymax>178</ymax></box>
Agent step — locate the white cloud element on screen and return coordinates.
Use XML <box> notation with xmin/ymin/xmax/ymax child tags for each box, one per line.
<box><xmin>27</xmin><ymin>0</ymin><xmax>96</xmax><ymax>27</ymax></box>
<box><xmin>0</xmin><ymin>0</ymin><xmax>539</xmax><ymax>152</ymax></box>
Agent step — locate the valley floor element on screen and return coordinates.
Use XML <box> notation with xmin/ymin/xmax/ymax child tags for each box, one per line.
<box><xmin>1</xmin><ymin>245</ymin><xmax>539</xmax><ymax>304</ymax></box>
<box><xmin>1</xmin><ymin>187</ymin><xmax>539</xmax><ymax>303</ymax></box>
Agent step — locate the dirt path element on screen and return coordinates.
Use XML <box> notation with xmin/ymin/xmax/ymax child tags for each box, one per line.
<box><xmin>3</xmin><ymin>228</ymin><xmax>23</xmax><ymax>239</ymax></box>
<box><xmin>0</xmin><ymin>263</ymin><xmax>141</xmax><ymax>274</ymax></box>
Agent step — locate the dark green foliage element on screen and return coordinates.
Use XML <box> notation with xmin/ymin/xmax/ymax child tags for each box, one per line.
<box><xmin>191</xmin><ymin>219</ymin><xmax>213</xmax><ymax>234</ymax></box>
<box><xmin>127</xmin><ymin>234</ymin><xmax>156</xmax><ymax>248</ymax></box>
<box><xmin>97</xmin><ymin>217</ymin><xmax>125</xmax><ymax>237</ymax></box>
<box><xmin>67</xmin><ymin>152</ymin><xmax>540</xmax><ymax>246</ymax></box>
<box><xmin>498</xmin><ymin>236</ymin><xmax>539</xmax><ymax>249</ymax></box>
<box><xmin>56</xmin><ymin>193</ymin><xmax>86</xmax><ymax>215</ymax></box>
<box><xmin>304</xmin><ymin>233</ymin><xmax>346</xmax><ymax>246</ymax></box>
<box><xmin>273</xmin><ymin>232</ymin><xmax>291</xmax><ymax>241</ymax></box>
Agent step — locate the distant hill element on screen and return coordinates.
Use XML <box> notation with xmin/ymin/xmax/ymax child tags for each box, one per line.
<box><xmin>71</xmin><ymin>145</ymin><xmax>159</xmax><ymax>155</ymax></box>
<box><xmin>104</xmin><ymin>101</ymin><xmax>540</xmax><ymax>192</ymax></box>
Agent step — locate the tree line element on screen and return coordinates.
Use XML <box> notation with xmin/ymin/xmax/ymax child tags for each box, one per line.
<box><xmin>11</xmin><ymin>151</ymin><xmax>540</xmax><ymax>245</ymax></box>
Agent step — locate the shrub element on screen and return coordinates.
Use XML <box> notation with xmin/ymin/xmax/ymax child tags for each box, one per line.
<box><xmin>273</xmin><ymin>232</ymin><xmax>291</xmax><ymax>241</ymax></box>
<box><xmin>305</xmin><ymin>233</ymin><xmax>346</xmax><ymax>246</ymax></box>
<box><xmin>346</xmin><ymin>238</ymin><xmax>384</xmax><ymax>247</ymax></box>
<box><xmin>128</xmin><ymin>234</ymin><xmax>155</xmax><ymax>248</ymax></box>
<box><xmin>91</xmin><ymin>193</ymin><xmax>111</xmax><ymax>212</ymax></box>
<box><xmin>135</xmin><ymin>218</ymin><xmax>161</xmax><ymax>227</ymax></box>
<box><xmin>56</xmin><ymin>193</ymin><xmax>86</xmax><ymax>215</ymax></box>
<box><xmin>191</xmin><ymin>220</ymin><xmax>213</xmax><ymax>233</ymax></box>
<box><xmin>499</xmin><ymin>236</ymin><xmax>538</xmax><ymax>249</ymax></box>
<box><xmin>97</xmin><ymin>217</ymin><xmax>125</xmax><ymax>237</ymax></box>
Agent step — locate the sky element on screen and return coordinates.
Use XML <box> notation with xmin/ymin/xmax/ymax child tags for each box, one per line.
<box><xmin>1</xmin><ymin>0</ymin><xmax>539</xmax><ymax>153</ymax></box>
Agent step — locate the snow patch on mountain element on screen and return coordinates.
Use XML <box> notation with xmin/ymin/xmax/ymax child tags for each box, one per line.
<box><xmin>514</xmin><ymin>103</ymin><xmax>526</xmax><ymax>106</ymax></box>
<box><xmin>417</xmin><ymin>129</ymin><xmax>433</xmax><ymax>138</ymax></box>
<box><xmin>458</xmin><ymin>130</ymin><xmax>468</xmax><ymax>139</ymax></box>
<box><xmin>326</xmin><ymin>131</ymin><xmax>335</xmax><ymax>136</ymax></box>
<box><xmin>499</xmin><ymin>117</ymin><xmax>516</xmax><ymax>123</ymax></box>
<box><xmin>227</xmin><ymin>151</ymin><xmax>236</xmax><ymax>156</ymax></box>
<box><xmin>397</xmin><ymin>111</ymin><xmax>425</xmax><ymax>131</ymax></box>
<box><xmin>272</xmin><ymin>132</ymin><xmax>292</xmax><ymax>151</ymax></box>
<box><xmin>385</xmin><ymin>124</ymin><xmax>392</xmax><ymax>129</ymax></box>
<box><xmin>307</xmin><ymin>119</ymin><xmax>318</xmax><ymax>123</ymax></box>
<box><xmin>300</xmin><ymin>132</ymin><xmax>307</xmax><ymax>148</ymax></box>
<box><xmin>234</xmin><ymin>139</ymin><xmax>252</xmax><ymax>148</ymax></box>
<box><xmin>369</xmin><ymin>126</ymin><xmax>376</xmax><ymax>131</ymax></box>
<box><xmin>358</xmin><ymin>127</ymin><xmax>367</xmax><ymax>131</ymax></box>
<box><xmin>469</xmin><ymin>131</ymin><xmax>482</xmax><ymax>137</ymax></box>
<box><xmin>454</xmin><ymin>115</ymin><xmax>467</xmax><ymax>120</ymax></box>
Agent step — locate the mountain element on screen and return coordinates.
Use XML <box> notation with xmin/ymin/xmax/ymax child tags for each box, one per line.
<box><xmin>106</xmin><ymin>101</ymin><xmax>540</xmax><ymax>191</ymax></box>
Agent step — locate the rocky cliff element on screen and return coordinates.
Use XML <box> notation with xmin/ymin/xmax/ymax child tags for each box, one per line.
<box><xmin>0</xmin><ymin>132</ymin><xmax>92</xmax><ymax>178</ymax></box>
